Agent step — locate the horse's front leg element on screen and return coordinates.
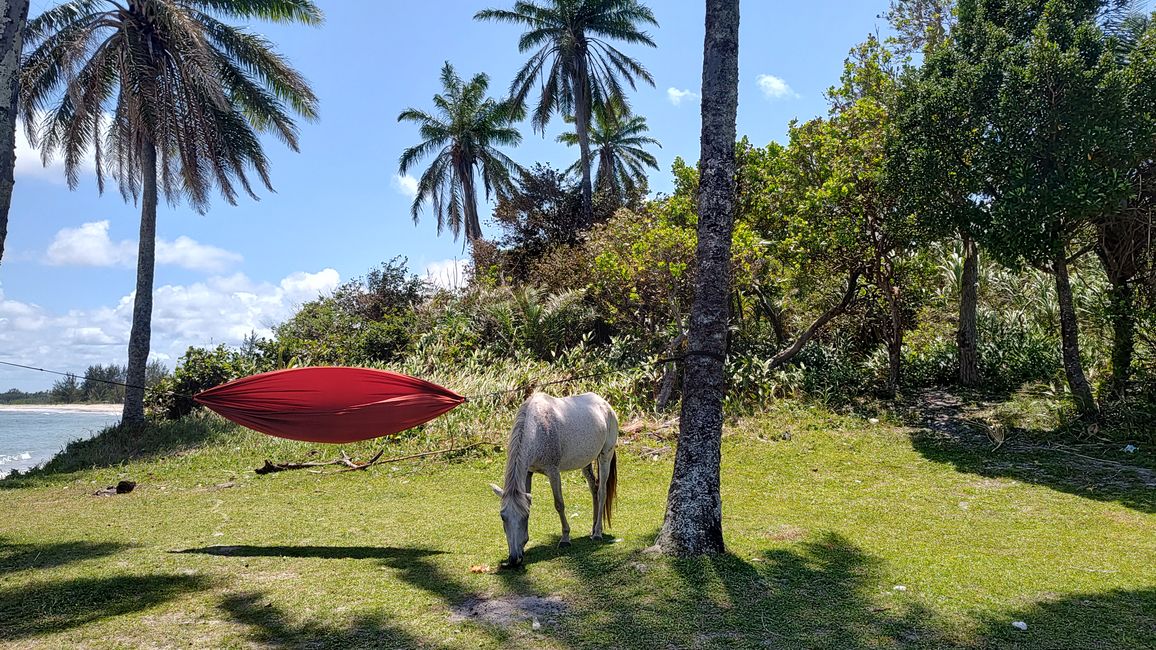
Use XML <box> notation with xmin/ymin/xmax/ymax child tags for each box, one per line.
<box><xmin>546</xmin><ymin>468</ymin><xmax>570</xmax><ymax>547</ymax></box>
<box><xmin>582</xmin><ymin>464</ymin><xmax>600</xmax><ymax>538</ymax></box>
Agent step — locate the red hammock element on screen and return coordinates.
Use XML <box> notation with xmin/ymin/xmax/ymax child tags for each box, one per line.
<box><xmin>193</xmin><ymin>367</ymin><xmax>466</xmax><ymax>443</ymax></box>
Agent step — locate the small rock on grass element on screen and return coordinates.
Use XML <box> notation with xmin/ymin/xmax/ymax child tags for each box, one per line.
<box><xmin>93</xmin><ymin>480</ymin><xmax>136</xmax><ymax>497</ymax></box>
<box><xmin>1012</xmin><ymin>621</ymin><xmax>1028</xmax><ymax>631</ymax></box>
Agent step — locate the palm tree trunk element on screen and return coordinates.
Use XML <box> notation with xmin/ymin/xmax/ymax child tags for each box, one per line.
<box><xmin>460</xmin><ymin>161</ymin><xmax>481</xmax><ymax>242</ymax></box>
<box><xmin>957</xmin><ymin>234</ymin><xmax>979</xmax><ymax>386</ymax></box>
<box><xmin>573</xmin><ymin>63</ymin><xmax>595</xmax><ymax>230</ymax></box>
<box><xmin>123</xmin><ymin>141</ymin><xmax>158</xmax><ymax>423</ymax></box>
<box><xmin>0</xmin><ymin>0</ymin><xmax>29</xmax><ymax>266</ymax></box>
<box><xmin>655</xmin><ymin>0</ymin><xmax>739</xmax><ymax>557</ymax></box>
<box><xmin>1053</xmin><ymin>250</ymin><xmax>1097</xmax><ymax>420</ymax></box>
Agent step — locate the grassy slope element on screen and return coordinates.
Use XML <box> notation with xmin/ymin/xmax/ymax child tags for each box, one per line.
<box><xmin>0</xmin><ymin>403</ymin><xmax>1153</xmax><ymax>649</ymax></box>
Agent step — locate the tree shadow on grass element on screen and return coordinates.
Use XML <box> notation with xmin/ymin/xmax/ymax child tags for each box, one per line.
<box><xmin>902</xmin><ymin>392</ymin><xmax>1156</xmax><ymax>514</ymax></box>
<box><xmin>219</xmin><ymin>591</ymin><xmax>425</xmax><ymax>649</ymax></box>
<box><xmin>532</xmin><ymin>532</ymin><xmax>954</xmax><ymax>649</ymax></box>
<box><xmin>0</xmin><ymin>574</ymin><xmax>209</xmax><ymax>642</ymax></box>
<box><xmin>0</xmin><ymin>538</ymin><xmax>130</xmax><ymax>573</ymax></box>
<box><xmin>970</xmin><ymin>587</ymin><xmax>1156</xmax><ymax>649</ymax></box>
<box><xmin>0</xmin><ymin>417</ymin><xmax>227</xmax><ymax>489</ymax></box>
<box><xmin>369</xmin><ymin>529</ymin><xmax>953</xmax><ymax>649</ymax></box>
<box><xmin>173</xmin><ymin>544</ymin><xmax>445</xmax><ymax>561</ymax></box>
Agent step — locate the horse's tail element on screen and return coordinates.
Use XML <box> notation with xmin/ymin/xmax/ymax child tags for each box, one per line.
<box><xmin>603</xmin><ymin>450</ymin><xmax>618</xmax><ymax>528</ymax></box>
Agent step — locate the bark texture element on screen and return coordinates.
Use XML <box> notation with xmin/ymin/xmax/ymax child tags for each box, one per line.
<box><xmin>958</xmin><ymin>235</ymin><xmax>979</xmax><ymax>386</ymax></box>
<box><xmin>1053</xmin><ymin>251</ymin><xmax>1098</xmax><ymax>419</ymax></box>
<box><xmin>654</xmin><ymin>0</ymin><xmax>739</xmax><ymax>557</ymax></box>
<box><xmin>123</xmin><ymin>142</ymin><xmax>158</xmax><ymax>423</ymax></box>
<box><xmin>0</xmin><ymin>0</ymin><xmax>29</xmax><ymax>266</ymax></box>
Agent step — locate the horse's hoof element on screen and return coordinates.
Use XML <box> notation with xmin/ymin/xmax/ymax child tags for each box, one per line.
<box><xmin>591</xmin><ymin>534</ymin><xmax>603</xmax><ymax>541</ymax></box>
<box><xmin>559</xmin><ymin>540</ymin><xmax>571</xmax><ymax>548</ymax></box>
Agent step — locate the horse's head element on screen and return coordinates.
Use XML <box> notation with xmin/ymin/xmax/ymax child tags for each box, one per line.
<box><xmin>489</xmin><ymin>483</ymin><xmax>530</xmax><ymax>566</ymax></box>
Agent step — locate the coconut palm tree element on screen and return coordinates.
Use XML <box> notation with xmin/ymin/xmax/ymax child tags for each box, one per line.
<box><xmin>398</xmin><ymin>62</ymin><xmax>523</xmax><ymax>250</ymax></box>
<box><xmin>475</xmin><ymin>0</ymin><xmax>658</xmax><ymax>229</ymax></box>
<box><xmin>557</xmin><ymin>103</ymin><xmax>659</xmax><ymax>207</ymax></box>
<box><xmin>20</xmin><ymin>0</ymin><xmax>321</xmax><ymax>423</ymax></box>
<box><xmin>654</xmin><ymin>0</ymin><xmax>739</xmax><ymax>557</ymax></box>
<box><xmin>0</xmin><ymin>0</ymin><xmax>30</xmax><ymax>266</ymax></box>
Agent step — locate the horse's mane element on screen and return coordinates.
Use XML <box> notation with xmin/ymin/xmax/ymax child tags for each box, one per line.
<box><xmin>502</xmin><ymin>401</ymin><xmax>532</xmax><ymax>517</ymax></box>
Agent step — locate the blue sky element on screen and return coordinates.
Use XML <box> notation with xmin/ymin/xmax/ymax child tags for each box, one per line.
<box><xmin>0</xmin><ymin>0</ymin><xmax>891</xmax><ymax>391</ymax></box>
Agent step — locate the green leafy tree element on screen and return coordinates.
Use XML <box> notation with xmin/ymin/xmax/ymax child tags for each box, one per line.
<box><xmin>884</xmin><ymin>0</ymin><xmax>956</xmax><ymax>57</ymax></box>
<box><xmin>894</xmin><ymin>0</ymin><xmax>1148</xmax><ymax>418</ymax></box>
<box><xmin>398</xmin><ymin>62</ymin><xmax>524</xmax><ymax>254</ymax></box>
<box><xmin>475</xmin><ymin>0</ymin><xmax>658</xmax><ymax>229</ymax></box>
<box><xmin>20</xmin><ymin>0</ymin><xmax>321</xmax><ymax>423</ymax></box>
<box><xmin>558</xmin><ymin>103</ymin><xmax>660</xmax><ymax>207</ymax></box>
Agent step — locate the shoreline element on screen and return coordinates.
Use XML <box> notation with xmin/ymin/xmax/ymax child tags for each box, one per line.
<box><xmin>0</xmin><ymin>403</ymin><xmax>122</xmax><ymax>414</ymax></box>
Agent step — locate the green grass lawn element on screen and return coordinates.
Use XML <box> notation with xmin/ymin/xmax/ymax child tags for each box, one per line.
<box><xmin>1</xmin><ymin>401</ymin><xmax>1153</xmax><ymax>649</ymax></box>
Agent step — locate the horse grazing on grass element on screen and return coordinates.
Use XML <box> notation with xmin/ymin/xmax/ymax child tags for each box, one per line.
<box><xmin>489</xmin><ymin>392</ymin><xmax>619</xmax><ymax>566</ymax></box>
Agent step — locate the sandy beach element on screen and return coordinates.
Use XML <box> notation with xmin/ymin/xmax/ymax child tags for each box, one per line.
<box><xmin>0</xmin><ymin>403</ymin><xmax>122</xmax><ymax>414</ymax></box>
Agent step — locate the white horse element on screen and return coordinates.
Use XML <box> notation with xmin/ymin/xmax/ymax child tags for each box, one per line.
<box><xmin>489</xmin><ymin>392</ymin><xmax>619</xmax><ymax>566</ymax></box>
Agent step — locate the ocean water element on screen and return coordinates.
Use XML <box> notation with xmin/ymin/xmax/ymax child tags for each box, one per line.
<box><xmin>0</xmin><ymin>409</ymin><xmax>122</xmax><ymax>478</ymax></box>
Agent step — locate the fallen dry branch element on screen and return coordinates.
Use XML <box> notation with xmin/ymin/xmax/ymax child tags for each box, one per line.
<box><xmin>254</xmin><ymin>443</ymin><xmax>484</xmax><ymax>475</ymax></box>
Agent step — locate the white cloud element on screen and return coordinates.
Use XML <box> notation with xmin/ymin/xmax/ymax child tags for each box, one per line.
<box><xmin>756</xmin><ymin>74</ymin><xmax>800</xmax><ymax>100</ymax></box>
<box><xmin>45</xmin><ymin>221</ymin><xmax>135</xmax><ymax>267</ymax></box>
<box><xmin>0</xmin><ymin>269</ymin><xmax>341</xmax><ymax>392</ymax></box>
<box><xmin>423</xmin><ymin>258</ymin><xmax>469</xmax><ymax>290</ymax></box>
<box><xmin>156</xmin><ymin>236</ymin><xmax>243</xmax><ymax>273</ymax></box>
<box><xmin>393</xmin><ymin>173</ymin><xmax>419</xmax><ymax>198</ymax></box>
<box><xmin>45</xmin><ymin>220</ymin><xmax>243</xmax><ymax>273</ymax></box>
<box><xmin>667</xmin><ymin>87</ymin><xmax>699</xmax><ymax>106</ymax></box>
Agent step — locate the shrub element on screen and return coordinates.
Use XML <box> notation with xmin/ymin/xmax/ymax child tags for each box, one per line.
<box><xmin>147</xmin><ymin>345</ymin><xmax>266</xmax><ymax>420</ymax></box>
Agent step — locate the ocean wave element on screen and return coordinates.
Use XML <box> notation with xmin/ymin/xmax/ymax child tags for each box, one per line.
<box><xmin>0</xmin><ymin>451</ymin><xmax>33</xmax><ymax>465</ymax></box>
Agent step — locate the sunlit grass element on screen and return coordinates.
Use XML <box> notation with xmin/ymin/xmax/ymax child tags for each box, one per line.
<box><xmin>1</xmin><ymin>396</ymin><xmax>1153</xmax><ymax>649</ymax></box>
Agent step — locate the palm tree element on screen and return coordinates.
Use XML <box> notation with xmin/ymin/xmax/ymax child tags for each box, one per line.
<box><xmin>654</xmin><ymin>0</ymin><xmax>739</xmax><ymax>557</ymax></box>
<box><xmin>20</xmin><ymin>0</ymin><xmax>321</xmax><ymax>423</ymax></box>
<box><xmin>557</xmin><ymin>103</ymin><xmax>659</xmax><ymax>206</ymax></box>
<box><xmin>398</xmin><ymin>62</ymin><xmax>523</xmax><ymax>251</ymax></box>
<box><xmin>0</xmin><ymin>0</ymin><xmax>30</xmax><ymax>266</ymax></box>
<box><xmin>475</xmin><ymin>0</ymin><xmax>658</xmax><ymax>229</ymax></box>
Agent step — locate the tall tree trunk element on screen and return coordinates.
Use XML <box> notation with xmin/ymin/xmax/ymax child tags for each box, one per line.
<box><xmin>123</xmin><ymin>142</ymin><xmax>158</xmax><ymax>423</ymax></box>
<box><xmin>654</xmin><ymin>0</ymin><xmax>739</xmax><ymax>557</ymax></box>
<box><xmin>1053</xmin><ymin>251</ymin><xmax>1098</xmax><ymax>419</ymax></box>
<box><xmin>573</xmin><ymin>63</ymin><xmax>594</xmax><ymax>230</ymax></box>
<box><xmin>958</xmin><ymin>234</ymin><xmax>980</xmax><ymax>386</ymax></box>
<box><xmin>0</xmin><ymin>0</ymin><xmax>29</xmax><ymax>266</ymax></box>
<box><xmin>1107</xmin><ymin>280</ymin><xmax>1135</xmax><ymax>397</ymax></box>
<box><xmin>460</xmin><ymin>161</ymin><xmax>481</xmax><ymax>242</ymax></box>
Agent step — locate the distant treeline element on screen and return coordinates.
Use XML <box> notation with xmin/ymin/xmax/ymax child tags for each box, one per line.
<box><xmin>2</xmin><ymin>362</ymin><xmax>169</xmax><ymax>405</ymax></box>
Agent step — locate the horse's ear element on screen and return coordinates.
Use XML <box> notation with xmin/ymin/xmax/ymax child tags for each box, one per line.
<box><xmin>489</xmin><ymin>483</ymin><xmax>504</xmax><ymax>498</ymax></box>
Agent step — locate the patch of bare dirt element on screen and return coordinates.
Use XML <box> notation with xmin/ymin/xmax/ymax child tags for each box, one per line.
<box><xmin>449</xmin><ymin>594</ymin><xmax>567</xmax><ymax>629</ymax></box>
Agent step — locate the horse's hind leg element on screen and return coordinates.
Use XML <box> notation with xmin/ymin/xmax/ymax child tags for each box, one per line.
<box><xmin>592</xmin><ymin>452</ymin><xmax>612</xmax><ymax>540</ymax></box>
<box><xmin>547</xmin><ymin>468</ymin><xmax>571</xmax><ymax>547</ymax></box>
<box><xmin>582</xmin><ymin>464</ymin><xmax>599</xmax><ymax>537</ymax></box>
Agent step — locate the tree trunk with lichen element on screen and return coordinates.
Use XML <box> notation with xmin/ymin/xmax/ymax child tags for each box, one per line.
<box><xmin>0</xmin><ymin>0</ymin><xmax>29</xmax><ymax>266</ymax></box>
<box><xmin>654</xmin><ymin>0</ymin><xmax>739</xmax><ymax>557</ymax></box>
